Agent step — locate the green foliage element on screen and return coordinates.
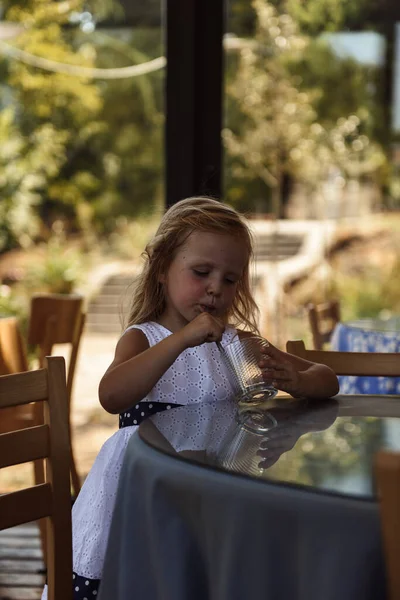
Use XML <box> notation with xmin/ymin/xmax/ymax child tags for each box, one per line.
<box><xmin>0</xmin><ymin>0</ymin><xmax>163</xmax><ymax>248</ymax></box>
<box><xmin>23</xmin><ymin>225</ymin><xmax>86</xmax><ymax>294</ymax></box>
<box><xmin>334</xmin><ymin>257</ymin><xmax>400</xmax><ymax>321</ymax></box>
<box><xmin>288</xmin><ymin>38</ymin><xmax>386</xmax><ymax>145</ymax></box>
<box><xmin>224</xmin><ymin>0</ymin><xmax>387</xmax><ymax>214</ymax></box>
<box><xmin>0</xmin><ymin>0</ymin><xmax>103</xmax><ymax>248</ymax></box>
<box><xmin>0</xmin><ymin>284</ymin><xmax>26</xmax><ymax>319</ymax></box>
<box><xmin>229</xmin><ymin>0</ymin><xmax>374</xmax><ymax>37</ymax></box>
<box><xmin>268</xmin><ymin>414</ymin><xmax>382</xmax><ymax>487</ymax></box>
<box><xmin>284</xmin><ymin>0</ymin><xmax>372</xmax><ymax>35</ymax></box>
<box><xmin>229</xmin><ymin>0</ymin><xmax>257</xmax><ymax>36</ymax></box>
<box><xmin>6</xmin><ymin>4</ymin><xmax>103</xmax><ymax>124</ymax></box>
<box><xmin>85</xmin><ymin>0</ymin><xmax>124</xmax><ymax>22</ymax></box>
<box><xmin>0</xmin><ymin>107</ymin><xmax>69</xmax><ymax>251</ymax></box>
<box><xmin>388</xmin><ymin>170</ymin><xmax>400</xmax><ymax>209</ymax></box>
<box><xmin>89</xmin><ymin>28</ymin><xmax>164</xmax><ymax>227</ymax></box>
<box><xmin>224</xmin><ymin>0</ymin><xmax>317</xmax><ymax>213</ymax></box>
<box><xmin>106</xmin><ymin>212</ymin><xmax>161</xmax><ymax>260</ymax></box>
<box><xmin>337</xmin><ymin>274</ymin><xmax>392</xmax><ymax>319</ymax></box>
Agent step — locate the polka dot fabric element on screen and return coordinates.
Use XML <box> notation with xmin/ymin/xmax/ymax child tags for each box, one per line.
<box><xmin>72</xmin><ymin>572</ymin><xmax>99</xmax><ymax>597</ymax></box>
<box><xmin>42</xmin><ymin>572</ymin><xmax>100</xmax><ymax>599</ymax></box>
<box><xmin>119</xmin><ymin>401</ymin><xmax>182</xmax><ymax>428</ymax></box>
<box><xmin>41</xmin><ymin>322</ymin><xmax>238</xmax><ymax>600</ymax></box>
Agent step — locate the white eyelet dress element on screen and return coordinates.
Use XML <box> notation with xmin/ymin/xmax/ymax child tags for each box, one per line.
<box><xmin>41</xmin><ymin>322</ymin><xmax>238</xmax><ymax>600</ymax></box>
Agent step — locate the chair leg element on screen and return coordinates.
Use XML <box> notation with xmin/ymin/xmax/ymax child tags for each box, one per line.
<box><xmin>33</xmin><ymin>459</ymin><xmax>48</xmax><ymax>566</ymax></box>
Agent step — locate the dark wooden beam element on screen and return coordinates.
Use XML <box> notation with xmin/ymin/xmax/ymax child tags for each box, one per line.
<box><xmin>165</xmin><ymin>0</ymin><xmax>224</xmax><ymax>207</ymax></box>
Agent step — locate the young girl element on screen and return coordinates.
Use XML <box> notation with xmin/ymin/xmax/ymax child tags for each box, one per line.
<box><xmin>42</xmin><ymin>196</ymin><xmax>338</xmax><ymax>599</ymax></box>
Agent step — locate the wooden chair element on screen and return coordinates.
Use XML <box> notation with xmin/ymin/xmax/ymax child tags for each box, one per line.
<box><xmin>27</xmin><ymin>293</ymin><xmax>86</xmax><ymax>497</ymax></box>
<box><xmin>306</xmin><ymin>301</ymin><xmax>341</xmax><ymax>350</ymax></box>
<box><xmin>0</xmin><ymin>317</ymin><xmax>50</xmax><ymax>561</ymax></box>
<box><xmin>375</xmin><ymin>450</ymin><xmax>400</xmax><ymax>600</ymax></box>
<box><xmin>0</xmin><ymin>356</ymin><xmax>72</xmax><ymax>600</ymax></box>
<box><xmin>0</xmin><ymin>317</ymin><xmax>30</xmax><ymax>433</ymax></box>
<box><xmin>0</xmin><ymin>316</ymin><xmax>29</xmax><ymax>376</ymax></box>
<box><xmin>28</xmin><ymin>293</ymin><xmax>86</xmax><ymax>405</ymax></box>
<box><xmin>286</xmin><ymin>340</ymin><xmax>400</xmax><ymax>377</ymax></box>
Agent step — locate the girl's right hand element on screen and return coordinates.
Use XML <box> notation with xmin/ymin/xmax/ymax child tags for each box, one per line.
<box><xmin>179</xmin><ymin>312</ymin><xmax>225</xmax><ymax>348</ymax></box>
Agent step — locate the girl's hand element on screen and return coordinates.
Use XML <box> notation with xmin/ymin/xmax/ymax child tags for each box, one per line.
<box><xmin>256</xmin><ymin>428</ymin><xmax>300</xmax><ymax>469</ymax></box>
<box><xmin>179</xmin><ymin>312</ymin><xmax>225</xmax><ymax>348</ymax></box>
<box><xmin>259</xmin><ymin>344</ymin><xmax>304</xmax><ymax>397</ymax></box>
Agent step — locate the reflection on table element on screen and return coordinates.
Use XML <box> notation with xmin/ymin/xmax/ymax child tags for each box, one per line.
<box><xmin>331</xmin><ymin>318</ymin><xmax>400</xmax><ymax>394</ymax></box>
<box><xmin>141</xmin><ymin>393</ymin><xmax>400</xmax><ymax>499</ymax></box>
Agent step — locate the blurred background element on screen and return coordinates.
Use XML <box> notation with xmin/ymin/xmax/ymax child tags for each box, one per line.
<box><xmin>0</xmin><ymin>0</ymin><xmax>400</xmax><ymax>481</ymax></box>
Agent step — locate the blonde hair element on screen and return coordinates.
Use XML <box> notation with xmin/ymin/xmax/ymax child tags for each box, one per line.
<box><xmin>126</xmin><ymin>196</ymin><xmax>259</xmax><ymax>333</ymax></box>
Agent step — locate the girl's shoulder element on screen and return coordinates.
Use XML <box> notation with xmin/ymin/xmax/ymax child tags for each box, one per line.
<box><xmin>122</xmin><ymin>321</ymin><xmax>171</xmax><ymax>347</ymax></box>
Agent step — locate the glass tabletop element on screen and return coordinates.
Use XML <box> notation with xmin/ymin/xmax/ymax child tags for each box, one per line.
<box><xmin>344</xmin><ymin>316</ymin><xmax>400</xmax><ymax>333</ymax></box>
<box><xmin>139</xmin><ymin>393</ymin><xmax>400</xmax><ymax>500</ymax></box>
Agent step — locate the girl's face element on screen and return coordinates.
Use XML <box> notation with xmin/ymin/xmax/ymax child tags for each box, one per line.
<box><xmin>159</xmin><ymin>230</ymin><xmax>248</xmax><ymax>332</ymax></box>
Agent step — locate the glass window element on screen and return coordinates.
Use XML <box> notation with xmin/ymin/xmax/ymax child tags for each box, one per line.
<box><xmin>224</xmin><ymin>1</ymin><xmax>400</xmax><ymax>345</ymax></box>
<box><xmin>0</xmin><ymin>0</ymin><xmax>164</xmax><ymax>249</ymax></box>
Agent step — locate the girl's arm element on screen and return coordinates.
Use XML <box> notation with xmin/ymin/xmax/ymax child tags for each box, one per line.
<box><xmin>260</xmin><ymin>343</ymin><xmax>339</xmax><ymax>399</ymax></box>
<box><xmin>99</xmin><ymin>329</ymin><xmax>186</xmax><ymax>413</ymax></box>
<box><xmin>99</xmin><ymin>313</ymin><xmax>225</xmax><ymax>414</ymax></box>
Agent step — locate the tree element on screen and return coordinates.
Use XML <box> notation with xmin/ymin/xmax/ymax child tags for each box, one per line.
<box><xmin>229</xmin><ymin>0</ymin><xmax>374</xmax><ymax>37</ymax></box>
<box><xmin>284</xmin><ymin>0</ymin><xmax>373</xmax><ymax>35</ymax></box>
<box><xmin>223</xmin><ymin>0</ymin><xmax>386</xmax><ymax>216</ymax></box>
<box><xmin>89</xmin><ymin>27</ymin><xmax>164</xmax><ymax>227</ymax></box>
<box><xmin>0</xmin><ymin>0</ymin><xmax>163</xmax><ymax>251</ymax></box>
<box><xmin>0</xmin><ymin>106</ymin><xmax>68</xmax><ymax>250</ymax></box>
<box><xmin>0</xmin><ymin>0</ymin><xmax>104</xmax><ymax>249</ymax></box>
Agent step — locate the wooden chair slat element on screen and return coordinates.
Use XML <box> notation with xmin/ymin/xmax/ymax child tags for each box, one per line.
<box><xmin>0</xmin><ymin>317</ymin><xmax>29</xmax><ymax>374</ymax></box>
<box><xmin>45</xmin><ymin>356</ymin><xmax>72</xmax><ymax>534</ymax></box>
<box><xmin>286</xmin><ymin>340</ymin><xmax>400</xmax><ymax>377</ymax></box>
<box><xmin>0</xmin><ymin>484</ymin><xmax>52</xmax><ymax>529</ymax></box>
<box><xmin>66</xmin><ymin>311</ymin><xmax>85</xmax><ymax>401</ymax></box>
<box><xmin>0</xmin><ymin>425</ymin><xmax>49</xmax><ymax>469</ymax></box>
<box><xmin>0</xmin><ymin>318</ymin><xmax>37</xmax><ymax>435</ymax></box>
<box><xmin>0</xmin><ymin>369</ymin><xmax>47</xmax><ymax>407</ymax></box>
<box><xmin>307</xmin><ymin>301</ymin><xmax>341</xmax><ymax>350</ymax></box>
<box><xmin>318</xmin><ymin>305</ymin><xmax>338</xmax><ymax>319</ymax></box>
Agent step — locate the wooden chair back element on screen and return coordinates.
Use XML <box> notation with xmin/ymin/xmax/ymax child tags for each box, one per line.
<box><xmin>0</xmin><ymin>317</ymin><xmax>30</xmax><ymax>433</ymax></box>
<box><xmin>375</xmin><ymin>450</ymin><xmax>400</xmax><ymax>600</ymax></box>
<box><xmin>27</xmin><ymin>294</ymin><xmax>85</xmax><ymax>498</ymax></box>
<box><xmin>0</xmin><ymin>316</ymin><xmax>29</xmax><ymax>375</ymax></box>
<box><xmin>0</xmin><ymin>356</ymin><xmax>72</xmax><ymax>600</ymax></box>
<box><xmin>28</xmin><ymin>293</ymin><xmax>86</xmax><ymax>402</ymax></box>
<box><xmin>286</xmin><ymin>340</ymin><xmax>400</xmax><ymax>377</ymax></box>
<box><xmin>306</xmin><ymin>301</ymin><xmax>341</xmax><ymax>350</ymax></box>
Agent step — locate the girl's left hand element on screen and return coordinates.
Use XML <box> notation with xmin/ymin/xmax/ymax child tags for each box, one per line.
<box><xmin>256</xmin><ymin>427</ymin><xmax>300</xmax><ymax>469</ymax></box>
<box><xmin>259</xmin><ymin>344</ymin><xmax>304</xmax><ymax>396</ymax></box>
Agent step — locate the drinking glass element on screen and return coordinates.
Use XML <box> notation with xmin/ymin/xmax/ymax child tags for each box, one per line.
<box><xmin>213</xmin><ymin>409</ymin><xmax>278</xmax><ymax>477</ymax></box>
<box><xmin>220</xmin><ymin>336</ymin><xmax>277</xmax><ymax>404</ymax></box>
